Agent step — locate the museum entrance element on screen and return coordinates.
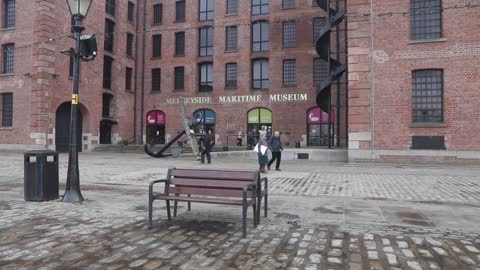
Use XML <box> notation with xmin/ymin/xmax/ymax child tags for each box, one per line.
<box><xmin>193</xmin><ymin>109</ymin><xmax>216</xmax><ymax>134</ymax></box>
<box><xmin>307</xmin><ymin>107</ymin><xmax>335</xmax><ymax>147</ymax></box>
<box><xmin>146</xmin><ymin>110</ymin><xmax>166</xmax><ymax>145</ymax></box>
<box><xmin>247</xmin><ymin>108</ymin><xmax>272</xmax><ymax>148</ymax></box>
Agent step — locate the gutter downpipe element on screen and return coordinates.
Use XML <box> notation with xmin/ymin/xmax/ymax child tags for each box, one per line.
<box><xmin>369</xmin><ymin>0</ymin><xmax>376</xmax><ymax>161</ymax></box>
<box><xmin>133</xmin><ymin>0</ymin><xmax>141</xmax><ymax>143</ymax></box>
<box><xmin>140</xmin><ymin>0</ymin><xmax>147</xmax><ymax>144</ymax></box>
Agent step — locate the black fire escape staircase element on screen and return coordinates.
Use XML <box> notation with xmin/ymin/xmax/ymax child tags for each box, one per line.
<box><xmin>315</xmin><ymin>0</ymin><xmax>347</xmax><ymax>148</ymax></box>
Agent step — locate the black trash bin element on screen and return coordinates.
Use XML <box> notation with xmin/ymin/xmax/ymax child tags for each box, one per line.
<box><xmin>24</xmin><ymin>150</ymin><xmax>59</xmax><ymax>201</ymax></box>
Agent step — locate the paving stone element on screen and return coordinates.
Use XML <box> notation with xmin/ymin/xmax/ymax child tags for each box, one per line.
<box><xmin>328</xmin><ymin>249</ymin><xmax>343</xmax><ymax>257</ymax></box>
<box><xmin>407</xmin><ymin>261</ymin><xmax>423</xmax><ymax>270</ymax></box>
<box><xmin>427</xmin><ymin>261</ymin><xmax>440</xmax><ymax>270</ymax></box>
<box><xmin>401</xmin><ymin>249</ymin><xmax>415</xmax><ymax>258</ymax></box>
<box><xmin>383</xmin><ymin>246</ymin><xmax>394</xmax><ymax>253</ymax></box>
<box><xmin>426</xmin><ymin>238</ymin><xmax>442</xmax><ymax>246</ymax></box>
<box><xmin>309</xmin><ymin>253</ymin><xmax>322</xmax><ymax>263</ymax></box>
<box><xmin>350</xmin><ymin>253</ymin><xmax>362</xmax><ymax>263</ymax></box>
<box><xmin>386</xmin><ymin>253</ymin><xmax>398</xmax><ymax>265</ymax></box>
<box><xmin>365</xmin><ymin>241</ymin><xmax>377</xmax><ymax>250</ymax></box>
<box><xmin>382</xmin><ymin>239</ymin><xmax>390</xmax><ymax>245</ymax></box>
<box><xmin>368</xmin><ymin>251</ymin><xmax>379</xmax><ymax>260</ymax></box>
<box><xmin>432</xmin><ymin>247</ymin><xmax>448</xmax><ymax>256</ymax></box>
<box><xmin>396</xmin><ymin>241</ymin><xmax>408</xmax><ymax>248</ymax></box>
<box><xmin>349</xmin><ymin>263</ymin><xmax>362</xmax><ymax>270</ymax></box>
<box><xmin>460</xmin><ymin>256</ymin><xmax>476</xmax><ymax>265</ymax></box>
<box><xmin>418</xmin><ymin>249</ymin><xmax>433</xmax><ymax>258</ymax></box>
<box><xmin>466</xmin><ymin>245</ymin><xmax>480</xmax><ymax>253</ymax></box>
<box><xmin>327</xmin><ymin>257</ymin><xmax>342</xmax><ymax>264</ymax></box>
<box><xmin>129</xmin><ymin>259</ymin><xmax>148</xmax><ymax>268</ymax></box>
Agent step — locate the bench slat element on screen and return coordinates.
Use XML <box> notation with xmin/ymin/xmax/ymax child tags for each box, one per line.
<box><xmin>172</xmin><ymin>178</ymin><xmax>253</xmax><ymax>189</ymax></box>
<box><xmin>173</xmin><ymin>169</ymin><xmax>257</xmax><ymax>181</ymax></box>
<box><xmin>152</xmin><ymin>194</ymin><xmax>254</xmax><ymax>206</ymax></box>
<box><xmin>169</xmin><ymin>186</ymin><xmax>253</xmax><ymax>198</ymax></box>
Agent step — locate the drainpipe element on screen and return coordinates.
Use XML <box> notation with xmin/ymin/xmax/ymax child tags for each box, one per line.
<box><xmin>140</xmin><ymin>0</ymin><xmax>147</xmax><ymax>144</ymax></box>
<box><xmin>133</xmin><ymin>0</ymin><xmax>141</xmax><ymax>143</ymax></box>
<box><xmin>369</xmin><ymin>0</ymin><xmax>376</xmax><ymax>161</ymax></box>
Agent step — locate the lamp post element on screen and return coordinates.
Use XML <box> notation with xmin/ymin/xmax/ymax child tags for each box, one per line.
<box><xmin>62</xmin><ymin>0</ymin><xmax>93</xmax><ymax>203</ymax></box>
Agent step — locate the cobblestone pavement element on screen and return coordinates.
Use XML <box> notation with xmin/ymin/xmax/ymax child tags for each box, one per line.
<box><xmin>1</xmin><ymin>152</ymin><xmax>480</xmax><ymax>269</ymax></box>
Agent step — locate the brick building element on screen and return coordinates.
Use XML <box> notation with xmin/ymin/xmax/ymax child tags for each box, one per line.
<box><xmin>0</xmin><ymin>0</ymin><xmax>479</xmax><ymax>163</ymax></box>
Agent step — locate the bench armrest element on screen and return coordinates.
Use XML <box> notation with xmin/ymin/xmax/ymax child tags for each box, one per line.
<box><xmin>149</xmin><ymin>179</ymin><xmax>167</xmax><ymax>195</ymax></box>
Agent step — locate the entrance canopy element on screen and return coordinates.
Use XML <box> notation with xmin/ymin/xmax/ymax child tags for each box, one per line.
<box><xmin>146</xmin><ymin>110</ymin><xmax>166</xmax><ymax>126</ymax></box>
<box><xmin>193</xmin><ymin>109</ymin><xmax>216</xmax><ymax>124</ymax></box>
<box><xmin>248</xmin><ymin>108</ymin><xmax>272</xmax><ymax>124</ymax></box>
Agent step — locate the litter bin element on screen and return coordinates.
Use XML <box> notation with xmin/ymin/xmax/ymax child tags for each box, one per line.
<box><xmin>24</xmin><ymin>150</ymin><xmax>59</xmax><ymax>201</ymax></box>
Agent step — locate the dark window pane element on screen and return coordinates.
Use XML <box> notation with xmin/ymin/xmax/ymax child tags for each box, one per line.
<box><xmin>128</xmin><ymin>2</ymin><xmax>135</xmax><ymax>22</ymax></box>
<box><xmin>106</xmin><ymin>0</ymin><xmax>116</xmax><ymax>16</ymax></box>
<box><xmin>199</xmin><ymin>27</ymin><xmax>213</xmax><ymax>56</ymax></box>
<box><xmin>152</xmin><ymin>68</ymin><xmax>161</xmax><ymax>91</ymax></box>
<box><xmin>104</xmin><ymin>19</ymin><xmax>115</xmax><ymax>52</ymax></box>
<box><xmin>225</xmin><ymin>63</ymin><xmax>237</xmax><ymax>89</ymax></box>
<box><xmin>153</xmin><ymin>4</ymin><xmax>163</xmax><ymax>24</ymax></box>
<box><xmin>199</xmin><ymin>62</ymin><xmax>213</xmax><ymax>91</ymax></box>
<box><xmin>283</xmin><ymin>21</ymin><xmax>296</xmax><ymax>48</ymax></box>
<box><xmin>152</xmin><ymin>34</ymin><xmax>161</xmax><ymax>58</ymax></box>
<box><xmin>2</xmin><ymin>44</ymin><xmax>14</xmax><ymax>73</ymax></box>
<box><xmin>103</xmin><ymin>56</ymin><xmax>113</xmax><ymax>89</ymax></box>
<box><xmin>410</xmin><ymin>0</ymin><xmax>442</xmax><ymax>40</ymax></box>
<box><xmin>282</xmin><ymin>0</ymin><xmax>295</xmax><ymax>9</ymax></box>
<box><xmin>175</xmin><ymin>32</ymin><xmax>185</xmax><ymax>56</ymax></box>
<box><xmin>226</xmin><ymin>26</ymin><xmax>237</xmax><ymax>50</ymax></box>
<box><xmin>252</xmin><ymin>0</ymin><xmax>269</xmax><ymax>15</ymax></box>
<box><xmin>252</xmin><ymin>21</ymin><xmax>269</xmax><ymax>52</ymax></box>
<box><xmin>126</xmin><ymin>33</ymin><xmax>133</xmax><ymax>56</ymax></box>
<box><xmin>176</xmin><ymin>0</ymin><xmax>185</xmax><ymax>21</ymax></box>
<box><xmin>125</xmin><ymin>67</ymin><xmax>132</xmax><ymax>90</ymax></box>
<box><xmin>174</xmin><ymin>66</ymin><xmax>185</xmax><ymax>90</ymax></box>
<box><xmin>313</xmin><ymin>58</ymin><xmax>328</xmax><ymax>86</ymax></box>
<box><xmin>226</xmin><ymin>0</ymin><xmax>238</xmax><ymax>15</ymax></box>
<box><xmin>1</xmin><ymin>93</ymin><xmax>13</xmax><ymax>127</ymax></box>
<box><xmin>252</xmin><ymin>59</ymin><xmax>269</xmax><ymax>89</ymax></box>
<box><xmin>283</xmin><ymin>59</ymin><xmax>296</xmax><ymax>86</ymax></box>
<box><xmin>69</xmin><ymin>55</ymin><xmax>73</xmax><ymax>77</ymax></box>
<box><xmin>102</xmin><ymin>94</ymin><xmax>110</xmax><ymax>117</ymax></box>
<box><xmin>199</xmin><ymin>0</ymin><xmax>214</xmax><ymax>21</ymax></box>
<box><xmin>412</xmin><ymin>69</ymin><xmax>443</xmax><ymax>123</ymax></box>
<box><xmin>4</xmin><ymin>0</ymin><xmax>15</xmax><ymax>28</ymax></box>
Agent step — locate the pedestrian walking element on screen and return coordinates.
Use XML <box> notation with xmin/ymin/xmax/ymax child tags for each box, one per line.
<box><xmin>267</xmin><ymin>131</ymin><xmax>283</xmax><ymax>171</ymax></box>
<box><xmin>237</xmin><ymin>130</ymin><xmax>243</xmax><ymax>146</ymax></box>
<box><xmin>199</xmin><ymin>130</ymin><xmax>214</xmax><ymax>164</ymax></box>
<box><xmin>256</xmin><ymin>130</ymin><xmax>269</xmax><ymax>173</ymax></box>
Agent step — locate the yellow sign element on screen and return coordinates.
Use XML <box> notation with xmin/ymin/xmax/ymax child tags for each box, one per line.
<box><xmin>72</xmin><ymin>94</ymin><xmax>79</xmax><ymax>104</ymax></box>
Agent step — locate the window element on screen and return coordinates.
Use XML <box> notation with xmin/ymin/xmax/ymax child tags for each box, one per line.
<box><xmin>283</xmin><ymin>59</ymin><xmax>296</xmax><ymax>86</ymax></box>
<box><xmin>1</xmin><ymin>93</ymin><xmax>12</xmax><ymax>127</ymax></box>
<box><xmin>199</xmin><ymin>27</ymin><xmax>214</xmax><ymax>56</ymax></box>
<box><xmin>103</xmin><ymin>56</ymin><xmax>113</xmax><ymax>89</ymax></box>
<box><xmin>153</xmin><ymin>4</ymin><xmax>162</xmax><ymax>24</ymax></box>
<box><xmin>106</xmin><ymin>0</ymin><xmax>115</xmax><ymax>16</ymax></box>
<box><xmin>176</xmin><ymin>0</ymin><xmax>185</xmax><ymax>21</ymax></box>
<box><xmin>199</xmin><ymin>0</ymin><xmax>214</xmax><ymax>21</ymax></box>
<box><xmin>282</xmin><ymin>0</ymin><xmax>295</xmax><ymax>9</ymax></box>
<box><xmin>174</xmin><ymin>66</ymin><xmax>185</xmax><ymax>90</ymax></box>
<box><xmin>152</xmin><ymin>68</ymin><xmax>161</xmax><ymax>91</ymax></box>
<box><xmin>252</xmin><ymin>59</ymin><xmax>268</xmax><ymax>89</ymax></box>
<box><xmin>125</xmin><ymin>67</ymin><xmax>132</xmax><ymax>91</ymax></box>
<box><xmin>152</xmin><ymin>34</ymin><xmax>161</xmax><ymax>58</ymax></box>
<box><xmin>226</xmin><ymin>0</ymin><xmax>238</xmax><ymax>15</ymax></box>
<box><xmin>3</xmin><ymin>0</ymin><xmax>15</xmax><ymax>28</ymax></box>
<box><xmin>410</xmin><ymin>0</ymin><xmax>442</xmax><ymax>40</ymax></box>
<box><xmin>126</xmin><ymin>33</ymin><xmax>133</xmax><ymax>57</ymax></box>
<box><xmin>252</xmin><ymin>21</ymin><xmax>269</xmax><ymax>52</ymax></box>
<box><xmin>412</xmin><ymin>69</ymin><xmax>443</xmax><ymax>123</ymax></box>
<box><xmin>199</xmin><ymin>62</ymin><xmax>213</xmax><ymax>92</ymax></box>
<box><xmin>127</xmin><ymin>2</ymin><xmax>135</xmax><ymax>22</ymax></box>
<box><xmin>225</xmin><ymin>63</ymin><xmax>237</xmax><ymax>89</ymax></box>
<box><xmin>313</xmin><ymin>58</ymin><xmax>329</xmax><ymax>86</ymax></box>
<box><xmin>252</xmin><ymin>0</ymin><xmax>269</xmax><ymax>15</ymax></box>
<box><xmin>104</xmin><ymin>19</ymin><xmax>115</xmax><ymax>52</ymax></box>
<box><xmin>313</xmin><ymin>17</ymin><xmax>326</xmax><ymax>42</ymax></box>
<box><xmin>2</xmin><ymin>43</ymin><xmax>14</xmax><ymax>73</ymax></box>
<box><xmin>225</xmin><ymin>26</ymin><xmax>237</xmax><ymax>51</ymax></box>
<box><xmin>283</xmin><ymin>21</ymin><xmax>296</xmax><ymax>48</ymax></box>
<box><xmin>175</xmin><ymin>32</ymin><xmax>185</xmax><ymax>56</ymax></box>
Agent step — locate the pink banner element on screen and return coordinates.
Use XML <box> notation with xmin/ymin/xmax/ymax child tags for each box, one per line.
<box><xmin>146</xmin><ymin>111</ymin><xmax>165</xmax><ymax>126</ymax></box>
<box><xmin>307</xmin><ymin>107</ymin><xmax>335</xmax><ymax>124</ymax></box>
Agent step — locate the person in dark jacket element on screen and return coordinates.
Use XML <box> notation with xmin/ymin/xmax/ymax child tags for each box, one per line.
<box><xmin>199</xmin><ymin>130</ymin><xmax>215</xmax><ymax>164</ymax></box>
<box><xmin>267</xmin><ymin>131</ymin><xmax>283</xmax><ymax>171</ymax></box>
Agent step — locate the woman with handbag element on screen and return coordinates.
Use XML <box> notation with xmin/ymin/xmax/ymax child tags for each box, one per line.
<box><xmin>256</xmin><ymin>130</ymin><xmax>269</xmax><ymax>173</ymax></box>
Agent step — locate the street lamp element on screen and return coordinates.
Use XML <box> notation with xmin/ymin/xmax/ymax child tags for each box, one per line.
<box><xmin>62</xmin><ymin>0</ymin><xmax>94</xmax><ymax>203</ymax></box>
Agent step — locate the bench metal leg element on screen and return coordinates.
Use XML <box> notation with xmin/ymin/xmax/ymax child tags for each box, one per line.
<box><xmin>188</xmin><ymin>194</ymin><xmax>191</xmax><ymax>211</ymax></box>
<box><xmin>173</xmin><ymin>200</ymin><xmax>178</xmax><ymax>217</ymax></box>
<box><xmin>148</xmin><ymin>197</ymin><xmax>153</xmax><ymax>229</ymax></box>
<box><xmin>166</xmin><ymin>200</ymin><xmax>172</xmax><ymax>220</ymax></box>
<box><xmin>264</xmin><ymin>194</ymin><xmax>268</xmax><ymax>218</ymax></box>
<box><xmin>257</xmin><ymin>197</ymin><xmax>262</xmax><ymax>225</ymax></box>
<box><xmin>252</xmin><ymin>204</ymin><xmax>257</xmax><ymax>228</ymax></box>
<box><xmin>242</xmin><ymin>203</ymin><xmax>247</xmax><ymax>238</ymax></box>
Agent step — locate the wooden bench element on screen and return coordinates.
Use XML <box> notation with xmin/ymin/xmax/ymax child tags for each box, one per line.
<box><xmin>148</xmin><ymin>168</ymin><xmax>268</xmax><ymax>238</ymax></box>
